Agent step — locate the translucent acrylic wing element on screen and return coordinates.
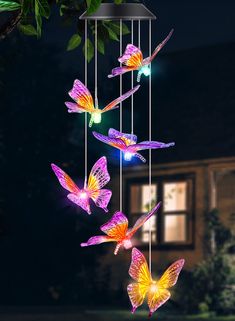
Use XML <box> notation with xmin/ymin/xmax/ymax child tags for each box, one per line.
<box><xmin>102</xmin><ymin>85</ymin><xmax>140</xmax><ymax>113</ymax></box>
<box><xmin>128</xmin><ymin>141</ymin><xmax>175</xmax><ymax>152</ymax></box>
<box><xmin>127</xmin><ymin>283</ymin><xmax>149</xmax><ymax>314</ymax></box>
<box><xmin>90</xmin><ymin>189</ymin><xmax>112</xmax><ymax>212</ymax></box>
<box><xmin>92</xmin><ymin>131</ymin><xmax>127</xmax><ymax>150</ymax></box>
<box><xmin>68</xmin><ymin>79</ymin><xmax>95</xmax><ymax>112</ymax></box>
<box><xmin>118</xmin><ymin>44</ymin><xmax>143</xmax><ymax>67</ymax></box>
<box><xmin>128</xmin><ymin>202</ymin><xmax>161</xmax><ymax>238</ymax></box>
<box><xmin>143</xmin><ymin>29</ymin><xmax>174</xmax><ymax>65</ymax></box>
<box><xmin>108</xmin><ymin>128</ymin><xmax>137</xmax><ymax>146</ymax></box>
<box><xmin>87</xmin><ymin>156</ymin><xmax>110</xmax><ymax>192</ymax></box>
<box><xmin>108</xmin><ymin>66</ymin><xmax>136</xmax><ymax>78</ymax></box>
<box><xmin>158</xmin><ymin>259</ymin><xmax>185</xmax><ymax>289</ymax></box>
<box><xmin>65</xmin><ymin>102</ymin><xmax>89</xmax><ymax>114</ymax></box>
<box><xmin>101</xmin><ymin>211</ymin><xmax>128</xmax><ymax>240</ymax></box>
<box><xmin>129</xmin><ymin>248</ymin><xmax>151</xmax><ymax>285</ymax></box>
<box><xmin>147</xmin><ymin>289</ymin><xmax>171</xmax><ymax>317</ymax></box>
<box><xmin>51</xmin><ymin>163</ymin><xmax>80</xmax><ymax>194</ymax></box>
<box><xmin>81</xmin><ymin>235</ymin><xmax>115</xmax><ymax>247</ymax></box>
<box><xmin>67</xmin><ymin>193</ymin><xmax>91</xmax><ymax>214</ymax></box>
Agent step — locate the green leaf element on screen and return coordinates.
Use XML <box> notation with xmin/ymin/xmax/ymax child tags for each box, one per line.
<box><xmin>18</xmin><ymin>24</ymin><xmax>38</xmax><ymax>36</ymax></box>
<box><xmin>83</xmin><ymin>38</ymin><xmax>94</xmax><ymax>63</ymax></box>
<box><xmin>21</xmin><ymin>0</ymin><xmax>31</xmax><ymax>16</ymax></box>
<box><xmin>35</xmin><ymin>0</ymin><xmax>50</xmax><ymax>18</ymax></box>
<box><xmin>114</xmin><ymin>0</ymin><xmax>123</xmax><ymax>4</ymax></box>
<box><xmin>67</xmin><ymin>34</ymin><xmax>81</xmax><ymax>51</ymax></box>
<box><xmin>97</xmin><ymin>38</ymin><xmax>104</xmax><ymax>54</ymax></box>
<box><xmin>105</xmin><ymin>26</ymin><xmax>119</xmax><ymax>41</ymax></box>
<box><xmin>108</xmin><ymin>22</ymin><xmax>130</xmax><ymax>35</ymax></box>
<box><xmin>86</xmin><ymin>0</ymin><xmax>101</xmax><ymax>15</ymax></box>
<box><xmin>35</xmin><ymin>0</ymin><xmax>42</xmax><ymax>38</ymax></box>
<box><xmin>0</xmin><ymin>0</ymin><xmax>21</xmax><ymax>12</ymax></box>
<box><xmin>59</xmin><ymin>4</ymin><xmax>68</xmax><ymax>16</ymax></box>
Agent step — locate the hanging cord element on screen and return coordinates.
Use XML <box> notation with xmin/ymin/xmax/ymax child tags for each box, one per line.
<box><xmin>148</xmin><ymin>19</ymin><xmax>152</xmax><ymax>274</ymax></box>
<box><xmin>119</xmin><ymin>19</ymin><xmax>123</xmax><ymax>212</ymax></box>
<box><xmin>95</xmin><ymin>20</ymin><xmax>98</xmax><ymax>107</ymax></box>
<box><xmin>84</xmin><ymin>19</ymin><xmax>88</xmax><ymax>188</ymax></box>
<box><xmin>138</xmin><ymin>19</ymin><xmax>141</xmax><ymax>48</ymax></box>
<box><xmin>131</xmin><ymin>20</ymin><xmax>134</xmax><ymax>135</ymax></box>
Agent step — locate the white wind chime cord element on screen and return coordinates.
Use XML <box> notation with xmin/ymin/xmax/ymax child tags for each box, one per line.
<box><xmin>95</xmin><ymin>19</ymin><xmax>98</xmax><ymax>107</ymax></box>
<box><xmin>84</xmin><ymin>19</ymin><xmax>88</xmax><ymax>188</ymax></box>
<box><xmin>119</xmin><ymin>19</ymin><xmax>123</xmax><ymax>212</ymax></box>
<box><xmin>131</xmin><ymin>19</ymin><xmax>134</xmax><ymax>136</ymax></box>
<box><xmin>148</xmin><ymin>19</ymin><xmax>152</xmax><ymax>274</ymax></box>
<box><xmin>138</xmin><ymin>19</ymin><xmax>141</xmax><ymax>48</ymax></box>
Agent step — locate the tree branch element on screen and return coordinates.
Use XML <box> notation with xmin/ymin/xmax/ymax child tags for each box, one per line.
<box><xmin>0</xmin><ymin>11</ymin><xmax>22</xmax><ymax>41</ymax></box>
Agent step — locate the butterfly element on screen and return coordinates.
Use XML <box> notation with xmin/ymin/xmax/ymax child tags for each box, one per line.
<box><xmin>92</xmin><ymin>128</ymin><xmax>175</xmax><ymax>163</ymax></box>
<box><xmin>108</xmin><ymin>29</ymin><xmax>173</xmax><ymax>82</ymax></box>
<box><xmin>51</xmin><ymin>156</ymin><xmax>112</xmax><ymax>215</ymax></box>
<box><xmin>127</xmin><ymin>248</ymin><xmax>185</xmax><ymax>317</ymax></box>
<box><xmin>81</xmin><ymin>202</ymin><xmax>161</xmax><ymax>255</ymax></box>
<box><xmin>65</xmin><ymin>79</ymin><xmax>140</xmax><ymax>127</ymax></box>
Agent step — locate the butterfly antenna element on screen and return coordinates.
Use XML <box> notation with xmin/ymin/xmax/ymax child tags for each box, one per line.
<box><xmin>114</xmin><ymin>243</ymin><xmax>121</xmax><ymax>255</ymax></box>
<box><xmin>89</xmin><ymin>116</ymin><xmax>93</xmax><ymax>127</ymax></box>
<box><xmin>137</xmin><ymin>70</ymin><xmax>142</xmax><ymax>82</ymax></box>
<box><xmin>135</xmin><ymin>153</ymin><xmax>146</xmax><ymax>163</ymax></box>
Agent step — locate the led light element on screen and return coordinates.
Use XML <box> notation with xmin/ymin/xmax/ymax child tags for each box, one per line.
<box><xmin>149</xmin><ymin>282</ymin><xmax>158</xmax><ymax>294</ymax></box>
<box><xmin>123</xmin><ymin>239</ymin><xmax>132</xmax><ymax>249</ymax></box>
<box><xmin>93</xmin><ymin>112</ymin><xmax>102</xmax><ymax>124</ymax></box>
<box><xmin>80</xmin><ymin>191</ymin><xmax>88</xmax><ymax>199</ymax></box>
<box><xmin>124</xmin><ymin>152</ymin><xmax>134</xmax><ymax>161</ymax></box>
<box><xmin>142</xmin><ymin>65</ymin><xmax>151</xmax><ymax>76</ymax></box>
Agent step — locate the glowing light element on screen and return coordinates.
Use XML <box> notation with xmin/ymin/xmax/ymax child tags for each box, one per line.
<box><xmin>80</xmin><ymin>191</ymin><xmax>88</xmax><ymax>199</ymax></box>
<box><xmin>123</xmin><ymin>239</ymin><xmax>132</xmax><ymax>249</ymax></box>
<box><xmin>93</xmin><ymin>112</ymin><xmax>102</xmax><ymax>124</ymax></box>
<box><xmin>150</xmin><ymin>282</ymin><xmax>158</xmax><ymax>294</ymax></box>
<box><xmin>142</xmin><ymin>65</ymin><xmax>151</xmax><ymax>76</ymax></box>
<box><xmin>124</xmin><ymin>152</ymin><xmax>134</xmax><ymax>161</ymax></box>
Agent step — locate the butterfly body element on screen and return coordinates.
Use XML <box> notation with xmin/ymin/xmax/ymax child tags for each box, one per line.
<box><xmin>51</xmin><ymin>156</ymin><xmax>112</xmax><ymax>215</ymax></box>
<box><xmin>127</xmin><ymin>248</ymin><xmax>184</xmax><ymax>317</ymax></box>
<box><xmin>108</xmin><ymin>29</ymin><xmax>173</xmax><ymax>82</ymax></box>
<box><xmin>81</xmin><ymin>202</ymin><xmax>161</xmax><ymax>254</ymax></box>
<box><xmin>65</xmin><ymin>79</ymin><xmax>140</xmax><ymax>127</ymax></box>
<box><xmin>93</xmin><ymin>128</ymin><xmax>175</xmax><ymax>163</ymax></box>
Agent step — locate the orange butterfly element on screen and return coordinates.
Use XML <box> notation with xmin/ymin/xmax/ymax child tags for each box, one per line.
<box><xmin>128</xmin><ymin>248</ymin><xmax>184</xmax><ymax>317</ymax></box>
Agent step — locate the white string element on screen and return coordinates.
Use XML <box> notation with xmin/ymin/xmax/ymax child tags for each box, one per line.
<box><xmin>148</xmin><ymin>19</ymin><xmax>152</xmax><ymax>274</ymax></box>
<box><xmin>138</xmin><ymin>19</ymin><xmax>141</xmax><ymax>49</ymax></box>
<box><xmin>119</xmin><ymin>19</ymin><xmax>123</xmax><ymax>212</ymax></box>
<box><xmin>84</xmin><ymin>19</ymin><xmax>88</xmax><ymax>187</ymax></box>
<box><xmin>131</xmin><ymin>20</ymin><xmax>134</xmax><ymax>135</ymax></box>
<box><xmin>95</xmin><ymin>20</ymin><xmax>98</xmax><ymax>107</ymax></box>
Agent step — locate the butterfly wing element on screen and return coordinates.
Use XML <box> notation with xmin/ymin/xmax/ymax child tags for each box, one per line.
<box><xmin>67</xmin><ymin>193</ymin><xmax>91</xmax><ymax>214</ymax></box>
<box><xmin>158</xmin><ymin>259</ymin><xmax>185</xmax><ymax>289</ymax></box>
<box><xmin>127</xmin><ymin>248</ymin><xmax>151</xmax><ymax>313</ymax></box>
<box><xmin>128</xmin><ymin>141</ymin><xmax>175</xmax><ymax>152</ymax></box>
<box><xmin>67</xmin><ymin>79</ymin><xmax>95</xmax><ymax>113</ymax></box>
<box><xmin>92</xmin><ymin>131</ymin><xmax>127</xmax><ymax>151</ymax></box>
<box><xmin>108</xmin><ymin>66</ymin><xmax>136</xmax><ymax>78</ymax></box>
<box><xmin>118</xmin><ymin>44</ymin><xmax>143</xmax><ymax>67</ymax></box>
<box><xmin>127</xmin><ymin>202</ymin><xmax>161</xmax><ymax>238</ymax></box>
<box><xmin>102</xmin><ymin>85</ymin><xmax>140</xmax><ymax>113</ymax></box>
<box><xmin>147</xmin><ymin>289</ymin><xmax>171</xmax><ymax>317</ymax></box>
<box><xmin>81</xmin><ymin>235</ymin><xmax>115</xmax><ymax>247</ymax></box>
<box><xmin>100</xmin><ymin>211</ymin><xmax>128</xmax><ymax>240</ymax></box>
<box><xmin>88</xmin><ymin>156</ymin><xmax>110</xmax><ymax>191</ymax></box>
<box><xmin>147</xmin><ymin>259</ymin><xmax>185</xmax><ymax>317</ymax></box>
<box><xmin>90</xmin><ymin>189</ymin><xmax>112</xmax><ymax>212</ymax></box>
<box><xmin>143</xmin><ymin>29</ymin><xmax>174</xmax><ymax>65</ymax></box>
<box><xmin>51</xmin><ymin>164</ymin><xmax>80</xmax><ymax>194</ymax></box>
<box><xmin>108</xmin><ymin>128</ymin><xmax>137</xmax><ymax>146</ymax></box>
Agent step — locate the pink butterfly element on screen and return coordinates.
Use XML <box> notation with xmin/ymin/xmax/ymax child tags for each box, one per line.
<box><xmin>51</xmin><ymin>157</ymin><xmax>112</xmax><ymax>214</ymax></box>
<box><xmin>65</xmin><ymin>79</ymin><xmax>140</xmax><ymax>127</ymax></box>
<box><xmin>108</xmin><ymin>29</ymin><xmax>173</xmax><ymax>82</ymax></box>
<box><xmin>93</xmin><ymin>128</ymin><xmax>175</xmax><ymax>163</ymax></box>
<box><xmin>81</xmin><ymin>202</ymin><xmax>161</xmax><ymax>255</ymax></box>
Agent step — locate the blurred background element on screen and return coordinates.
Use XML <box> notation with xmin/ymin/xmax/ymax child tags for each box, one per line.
<box><xmin>1</xmin><ymin>0</ymin><xmax>235</xmax><ymax>320</ymax></box>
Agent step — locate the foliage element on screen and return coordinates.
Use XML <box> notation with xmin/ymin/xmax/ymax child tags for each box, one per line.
<box><xmin>0</xmin><ymin>0</ymin><xmax>129</xmax><ymax>60</ymax></box>
<box><xmin>177</xmin><ymin>209</ymin><xmax>235</xmax><ymax>315</ymax></box>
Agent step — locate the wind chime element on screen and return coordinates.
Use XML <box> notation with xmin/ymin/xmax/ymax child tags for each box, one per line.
<box><xmin>51</xmin><ymin>3</ymin><xmax>185</xmax><ymax>317</ymax></box>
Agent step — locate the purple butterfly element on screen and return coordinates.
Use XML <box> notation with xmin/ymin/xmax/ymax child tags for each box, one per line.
<box><xmin>92</xmin><ymin>128</ymin><xmax>175</xmax><ymax>163</ymax></box>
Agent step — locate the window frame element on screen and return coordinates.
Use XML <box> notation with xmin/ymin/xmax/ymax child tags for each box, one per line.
<box><xmin>125</xmin><ymin>173</ymin><xmax>195</xmax><ymax>250</ymax></box>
